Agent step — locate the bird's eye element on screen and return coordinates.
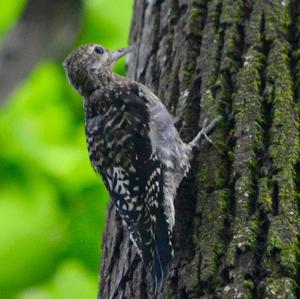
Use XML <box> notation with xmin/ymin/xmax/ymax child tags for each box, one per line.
<box><xmin>94</xmin><ymin>46</ymin><xmax>104</xmax><ymax>55</ymax></box>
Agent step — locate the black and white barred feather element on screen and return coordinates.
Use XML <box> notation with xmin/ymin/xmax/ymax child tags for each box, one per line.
<box><xmin>85</xmin><ymin>83</ymin><xmax>174</xmax><ymax>290</ymax></box>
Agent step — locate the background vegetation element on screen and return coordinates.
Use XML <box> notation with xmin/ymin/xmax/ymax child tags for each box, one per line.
<box><xmin>0</xmin><ymin>1</ymin><xmax>133</xmax><ymax>298</ymax></box>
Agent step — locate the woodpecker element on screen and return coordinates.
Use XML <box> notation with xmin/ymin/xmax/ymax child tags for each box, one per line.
<box><xmin>64</xmin><ymin>44</ymin><xmax>219</xmax><ymax>292</ymax></box>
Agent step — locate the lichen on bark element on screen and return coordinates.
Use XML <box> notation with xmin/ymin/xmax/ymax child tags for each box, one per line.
<box><xmin>99</xmin><ymin>1</ymin><xmax>300</xmax><ymax>298</ymax></box>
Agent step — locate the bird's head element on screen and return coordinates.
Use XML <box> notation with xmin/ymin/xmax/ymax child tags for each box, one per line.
<box><xmin>63</xmin><ymin>44</ymin><xmax>133</xmax><ymax>95</ymax></box>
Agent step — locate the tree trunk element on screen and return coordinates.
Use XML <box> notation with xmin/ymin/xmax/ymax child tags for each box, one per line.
<box><xmin>99</xmin><ymin>0</ymin><xmax>300</xmax><ymax>298</ymax></box>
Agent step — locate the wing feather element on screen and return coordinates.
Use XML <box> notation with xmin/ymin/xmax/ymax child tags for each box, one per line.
<box><xmin>86</xmin><ymin>84</ymin><xmax>173</xmax><ymax>289</ymax></box>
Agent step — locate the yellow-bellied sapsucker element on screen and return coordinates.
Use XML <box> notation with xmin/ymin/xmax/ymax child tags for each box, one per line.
<box><xmin>64</xmin><ymin>44</ymin><xmax>219</xmax><ymax>292</ymax></box>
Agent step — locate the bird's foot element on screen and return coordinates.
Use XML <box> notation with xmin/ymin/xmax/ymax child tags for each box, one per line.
<box><xmin>189</xmin><ymin>116</ymin><xmax>221</xmax><ymax>151</ymax></box>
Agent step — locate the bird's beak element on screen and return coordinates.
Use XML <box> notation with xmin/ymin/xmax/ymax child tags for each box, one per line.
<box><xmin>111</xmin><ymin>46</ymin><xmax>134</xmax><ymax>61</ymax></box>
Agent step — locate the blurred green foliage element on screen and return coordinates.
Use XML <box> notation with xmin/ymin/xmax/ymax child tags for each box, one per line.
<box><xmin>0</xmin><ymin>0</ymin><xmax>26</xmax><ymax>40</ymax></box>
<box><xmin>0</xmin><ymin>0</ymin><xmax>133</xmax><ymax>298</ymax></box>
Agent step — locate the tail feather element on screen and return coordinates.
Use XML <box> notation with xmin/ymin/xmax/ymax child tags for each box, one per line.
<box><xmin>151</xmin><ymin>207</ymin><xmax>173</xmax><ymax>293</ymax></box>
<box><xmin>152</xmin><ymin>247</ymin><xmax>163</xmax><ymax>292</ymax></box>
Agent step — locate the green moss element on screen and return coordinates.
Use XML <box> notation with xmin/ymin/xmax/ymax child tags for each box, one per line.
<box><xmin>215</xmin><ymin>140</ymin><xmax>226</xmax><ymax>152</ymax></box>
<box><xmin>190</xmin><ymin>7</ymin><xmax>201</xmax><ymax>22</ymax></box>
<box><xmin>201</xmin><ymin>89</ymin><xmax>218</xmax><ymax>115</ymax></box>
<box><xmin>197</xmin><ymin>163</ymin><xmax>209</xmax><ymax>194</ymax></box>
<box><xmin>200</xmin><ymin>239</ymin><xmax>223</xmax><ymax>281</ymax></box>
<box><xmin>181</xmin><ymin>48</ymin><xmax>199</xmax><ymax>88</ymax></box>
<box><xmin>195</xmin><ymin>190</ymin><xmax>229</xmax><ymax>281</ymax></box>
<box><xmin>264</xmin><ymin>1</ymin><xmax>290</xmax><ymax>42</ymax></box>
<box><xmin>170</xmin><ymin>1</ymin><xmax>179</xmax><ymax>23</ymax></box>
<box><xmin>214</xmin><ymin>160</ymin><xmax>226</xmax><ymax>188</ymax></box>
<box><xmin>258</xmin><ymin>177</ymin><xmax>272</xmax><ymax>213</ymax></box>
<box><xmin>183</xmin><ymin>252</ymin><xmax>201</xmax><ymax>292</ymax></box>
<box><xmin>219</xmin><ymin>189</ymin><xmax>229</xmax><ymax>212</ymax></box>
<box><xmin>266</xmin><ymin>217</ymin><xmax>299</xmax><ymax>276</ymax></box>
<box><xmin>166</xmin><ymin>32</ymin><xmax>174</xmax><ymax>47</ymax></box>
<box><xmin>264</xmin><ymin>277</ymin><xmax>297</xmax><ymax>299</ymax></box>
<box><xmin>188</xmin><ymin>1</ymin><xmax>206</xmax><ymax>38</ymax></box>
<box><xmin>243</xmin><ymin>279</ymin><xmax>254</xmax><ymax>291</ymax></box>
<box><xmin>244</xmin><ymin>216</ymin><xmax>259</xmax><ymax>251</ymax></box>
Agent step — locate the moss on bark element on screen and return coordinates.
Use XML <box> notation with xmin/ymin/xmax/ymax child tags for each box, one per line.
<box><xmin>99</xmin><ymin>0</ymin><xmax>300</xmax><ymax>298</ymax></box>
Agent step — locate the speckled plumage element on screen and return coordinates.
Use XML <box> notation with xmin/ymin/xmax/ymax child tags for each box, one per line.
<box><xmin>64</xmin><ymin>44</ymin><xmax>219</xmax><ymax>292</ymax></box>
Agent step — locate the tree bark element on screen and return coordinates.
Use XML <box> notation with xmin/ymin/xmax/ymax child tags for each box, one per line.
<box><xmin>99</xmin><ymin>0</ymin><xmax>300</xmax><ymax>298</ymax></box>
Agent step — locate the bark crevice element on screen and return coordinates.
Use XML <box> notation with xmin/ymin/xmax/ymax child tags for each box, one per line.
<box><xmin>99</xmin><ymin>1</ymin><xmax>300</xmax><ymax>298</ymax></box>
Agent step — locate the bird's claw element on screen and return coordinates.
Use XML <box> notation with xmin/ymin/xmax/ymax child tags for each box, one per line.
<box><xmin>189</xmin><ymin>116</ymin><xmax>221</xmax><ymax>150</ymax></box>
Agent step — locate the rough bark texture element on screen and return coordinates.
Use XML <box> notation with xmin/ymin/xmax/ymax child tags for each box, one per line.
<box><xmin>99</xmin><ymin>0</ymin><xmax>300</xmax><ymax>298</ymax></box>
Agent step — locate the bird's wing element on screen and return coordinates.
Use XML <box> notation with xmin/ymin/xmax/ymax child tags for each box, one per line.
<box><xmin>87</xmin><ymin>83</ymin><xmax>173</xmax><ymax>290</ymax></box>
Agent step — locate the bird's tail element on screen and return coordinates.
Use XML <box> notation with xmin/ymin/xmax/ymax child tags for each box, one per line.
<box><xmin>151</xmin><ymin>207</ymin><xmax>173</xmax><ymax>293</ymax></box>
